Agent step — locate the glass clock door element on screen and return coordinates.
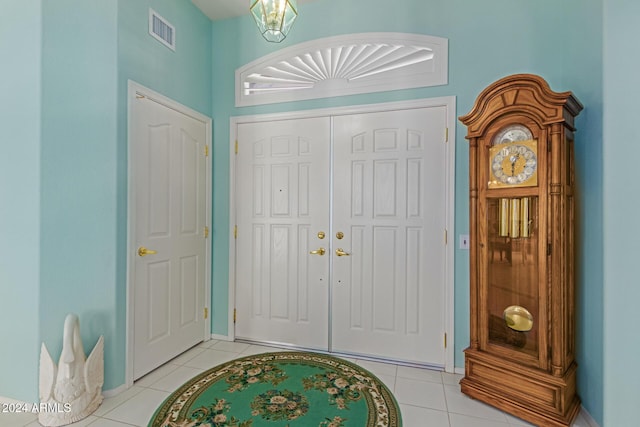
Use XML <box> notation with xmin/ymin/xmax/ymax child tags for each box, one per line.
<box><xmin>486</xmin><ymin>196</ymin><xmax>539</xmax><ymax>358</ymax></box>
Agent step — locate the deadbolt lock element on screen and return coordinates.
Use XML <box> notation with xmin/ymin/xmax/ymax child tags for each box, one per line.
<box><xmin>317</xmin><ymin>231</ymin><xmax>326</xmax><ymax>239</ymax></box>
<box><xmin>336</xmin><ymin>232</ymin><xmax>344</xmax><ymax>240</ymax></box>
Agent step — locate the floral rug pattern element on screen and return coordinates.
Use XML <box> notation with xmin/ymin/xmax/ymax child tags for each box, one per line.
<box><xmin>149</xmin><ymin>351</ymin><xmax>401</xmax><ymax>427</ymax></box>
<box><xmin>225</xmin><ymin>362</ymin><xmax>287</xmax><ymax>393</ymax></box>
<box><xmin>187</xmin><ymin>398</ymin><xmax>251</xmax><ymax>427</ymax></box>
<box><xmin>249</xmin><ymin>389</ymin><xmax>309</xmax><ymax>421</ymax></box>
<box><xmin>302</xmin><ymin>370</ymin><xmax>365</xmax><ymax>410</ymax></box>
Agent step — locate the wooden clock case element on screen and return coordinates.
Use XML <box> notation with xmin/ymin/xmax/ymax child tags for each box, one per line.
<box><xmin>459</xmin><ymin>74</ymin><xmax>583</xmax><ymax>426</ymax></box>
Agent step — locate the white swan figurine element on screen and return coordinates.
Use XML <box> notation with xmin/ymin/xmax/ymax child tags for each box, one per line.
<box><xmin>39</xmin><ymin>314</ymin><xmax>104</xmax><ymax>426</ymax></box>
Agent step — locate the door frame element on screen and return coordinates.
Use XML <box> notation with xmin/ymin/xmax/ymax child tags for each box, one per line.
<box><xmin>125</xmin><ymin>80</ymin><xmax>212</xmax><ymax>386</ymax></box>
<box><xmin>229</xmin><ymin>97</ymin><xmax>456</xmax><ymax>372</ymax></box>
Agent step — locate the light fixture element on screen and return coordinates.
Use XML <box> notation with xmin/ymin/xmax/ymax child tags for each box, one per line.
<box><xmin>250</xmin><ymin>0</ymin><xmax>298</xmax><ymax>43</ymax></box>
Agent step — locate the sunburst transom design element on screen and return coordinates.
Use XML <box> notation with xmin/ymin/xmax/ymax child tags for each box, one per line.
<box><xmin>236</xmin><ymin>33</ymin><xmax>448</xmax><ymax>106</ymax></box>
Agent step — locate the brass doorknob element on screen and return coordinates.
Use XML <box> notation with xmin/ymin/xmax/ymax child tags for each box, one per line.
<box><xmin>335</xmin><ymin>248</ymin><xmax>350</xmax><ymax>257</ymax></box>
<box><xmin>309</xmin><ymin>247</ymin><xmax>326</xmax><ymax>256</ymax></box>
<box><xmin>138</xmin><ymin>246</ymin><xmax>158</xmax><ymax>257</ymax></box>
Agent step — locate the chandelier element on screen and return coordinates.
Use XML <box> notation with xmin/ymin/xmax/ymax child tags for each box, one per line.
<box><xmin>250</xmin><ymin>0</ymin><xmax>298</xmax><ymax>43</ymax></box>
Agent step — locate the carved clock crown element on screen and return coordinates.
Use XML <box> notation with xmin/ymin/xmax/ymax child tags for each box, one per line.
<box><xmin>459</xmin><ymin>74</ymin><xmax>583</xmax><ymax>139</ymax></box>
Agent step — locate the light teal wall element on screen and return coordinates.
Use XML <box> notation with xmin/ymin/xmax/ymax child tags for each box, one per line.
<box><xmin>40</xmin><ymin>0</ymin><xmax>120</xmax><ymax>391</ymax></box>
<box><xmin>0</xmin><ymin>0</ymin><xmax>42</xmax><ymax>402</ymax></box>
<box><xmin>210</xmin><ymin>0</ymin><xmax>604</xmax><ymax>423</ymax></box>
<box><xmin>603</xmin><ymin>1</ymin><xmax>640</xmax><ymax>426</ymax></box>
<box><xmin>0</xmin><ymin>0</ymin><xmax>211</xmax><ymax>400</ymax></box>
<box><xmin>117</xmin><ymin>0</ymin><xmax>212</xmax><ymax>117</ymax></box>
<box><xmin>562</xmin><ymin>1</ymin><xmax>604</xmax><ymax>423</ymax></box>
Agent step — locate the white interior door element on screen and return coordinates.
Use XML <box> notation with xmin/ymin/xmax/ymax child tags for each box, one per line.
<box><xmin>331</xmin><ymin>107</ymin><xmax>448</xmax><ymax>366</ymax></box>
<box><xmin>235</xmin><ymin>117</ymin><xmax>330</xmax><ymax>350</ymax></box>
<box><xmin>131</xmin><ymin>95</ymin><xmax>207</xmax><ymax>379</ymax></box>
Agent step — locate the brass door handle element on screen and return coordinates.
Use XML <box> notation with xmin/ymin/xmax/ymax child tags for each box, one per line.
<box><xmin>335</xmin><ymin>248</ymin><xmax>350</xmax><ymax>257</ymax></box>
<box><xmin>138</xmin><ymin>246</ymin><xmax>158</xmax><ymax>257</ymax></box>
<box><xmin>309</xmin><ymin>247</ymin><xmax>326</xmax><ymax>256</ymax></box>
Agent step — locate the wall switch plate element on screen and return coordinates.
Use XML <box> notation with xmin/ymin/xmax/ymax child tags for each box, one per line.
<box><xmin>460</xmin><ymin>234</ymin><xmax>470</xmax><ymax>250</ymax></box>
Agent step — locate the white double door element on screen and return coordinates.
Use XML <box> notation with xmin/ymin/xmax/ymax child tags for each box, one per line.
<box><xmin>235</xmin><ymin>106</ymin><xmax>447</xmax><ymax>366</ymax></box>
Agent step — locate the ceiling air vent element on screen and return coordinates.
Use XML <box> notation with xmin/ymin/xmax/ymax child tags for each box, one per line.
<box><xmin>149</xmin><ymin>9</ymin><xmax>175</xmax><ymax>51</ymax></box>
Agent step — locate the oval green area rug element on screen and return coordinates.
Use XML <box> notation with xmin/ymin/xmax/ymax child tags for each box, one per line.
<box><xmin>149</xmin><ymin>351</ymin><xmax>402</xmax><ymax>427</ymax></box>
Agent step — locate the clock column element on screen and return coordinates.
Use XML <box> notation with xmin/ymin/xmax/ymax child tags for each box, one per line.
<box><xmin>468</xmin><ymin>134</ymin><xmax>480</xmax><ymax>352</ymax></box>
<box><xmin>550</xmin><ymin>122</ymin><xmax>565</xmax><ymax>378</ymax></box>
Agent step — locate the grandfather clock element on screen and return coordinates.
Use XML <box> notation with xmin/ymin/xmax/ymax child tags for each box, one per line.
<box><xmin>459</xmin><ymin>74</ymin><xmax>583</xmax><ymax>426</ymax></box>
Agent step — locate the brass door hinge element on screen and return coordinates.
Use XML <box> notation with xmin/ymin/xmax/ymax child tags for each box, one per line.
<box><xmin>204</xmin><ymin>226</ymin><xmax>209</xmax><ymax>238</ymax></box>
<box><xmin>444</xmin><ymin>332</ymin><xmax>447</xmax><ymax>348</ymax></box>
<box><xmin>205</xmin><ymin>145</ymin><xmax>209</xmax><ymax>157</ymax></box>
<box><xmin>445</xmin><ymin>127</ymin><xmax>449</xmax><ymax>143</ymax></box>
<box><xmin>234</xmin><ymin>225</ymin><xmax>238</xmax><ymax>239</ymax></box>
<box><xmin>233</xmin><ymin>308</ymin><xmax>237</xmax><ymax>323</ymax></box>
<box><xmin>204</xmin><ymin>307</ymin><xmax>208</xmax><ymax>319</ymax></box>
<box><xmin>235</xmin><ymin>140</ymin><xmax>238</xmax><ymax>155</ymax></box>
<box><xmin>444</xmin><ymin>229</ymin><xmax>448</xmax><ymax>245</ymax></box>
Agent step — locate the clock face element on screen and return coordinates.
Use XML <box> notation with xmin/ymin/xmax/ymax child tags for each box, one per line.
<box><xmin>489</xmin><ymin>139</ymin><xmax>538</xmax><ymax>188</ymax></box>
<box><xmin>493</xmin><ymin>124</ymin><xmax>533</xmax><ymax>145</ymax></box>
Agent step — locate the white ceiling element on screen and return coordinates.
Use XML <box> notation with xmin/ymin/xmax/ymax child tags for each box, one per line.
<box><xmin>192</xmin><ymin>0</ymin><xmax>317</xmax><ymax>22</ymax></box>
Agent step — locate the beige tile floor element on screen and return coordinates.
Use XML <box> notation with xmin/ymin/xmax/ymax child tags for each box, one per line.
<box><xmin>0</xmin><ymin>340</ymin><xmax>596</xmax><ymax>427</ymax></box>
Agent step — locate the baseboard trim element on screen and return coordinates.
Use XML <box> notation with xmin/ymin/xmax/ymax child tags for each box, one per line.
<box><xmin>579</xmin><ymin>407</ymin><xmax>600</xmax><ymax>427</ymax></box>
<box><xmin>0</xmin><ymin>395</ymin><xmax>29</xmax><ymax>405</ymax></box>
<box><xmin>211</xmin><ymin>333</ymin><xmax>232</xmax><ymax>341</ymax></box>
<box><xmin>102</xmin><ymin>384</ymin><xmax>127</xmax><ymax>399</ymax></box>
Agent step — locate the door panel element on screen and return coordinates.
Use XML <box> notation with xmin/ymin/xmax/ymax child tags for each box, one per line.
<box><xmin>132</xmin><ymin>97</ymin><xmax>207</xmax><ymax>379</ymax></box>
<box><xmin>332</xmin><ymin>107</ymin><xmax>447</xmax><ymax>366</ymax></box>
<box><xmin>235</xmin><ymin>118</ymin><xmax>331</xmax><ymax>349</ymax></box>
